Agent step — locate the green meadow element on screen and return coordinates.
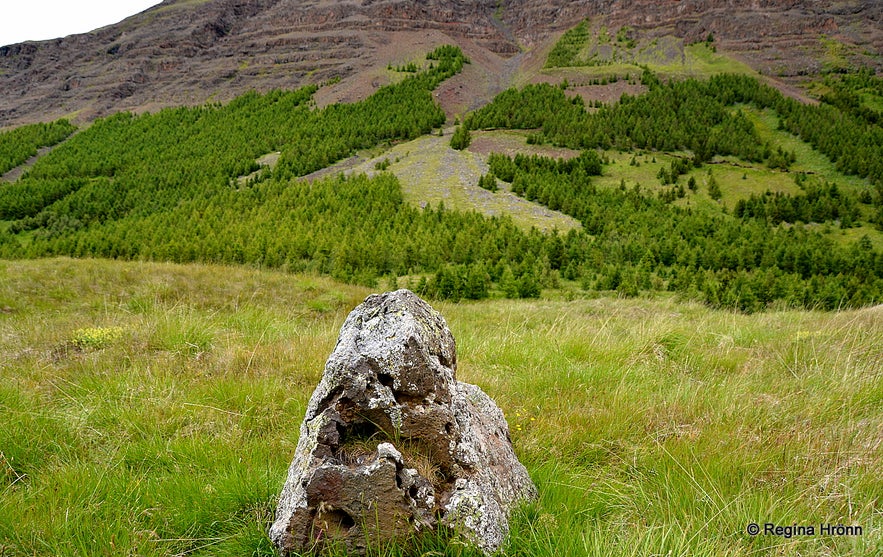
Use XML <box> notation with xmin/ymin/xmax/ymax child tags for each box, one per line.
<box><xmin>1</xmin><ymin>258</ymin><xmax>880</xmax><ymax>556</ymax></box>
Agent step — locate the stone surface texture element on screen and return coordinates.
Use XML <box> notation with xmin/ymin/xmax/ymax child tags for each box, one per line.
<box><xmin>269</xmin><ymin>289</ymin><xmax>536</xmax><ymax>555</ymax></box>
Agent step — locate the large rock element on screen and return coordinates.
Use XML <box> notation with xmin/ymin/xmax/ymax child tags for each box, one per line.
<box><xmin>270</xmin><ymin>289</ymin><xmax>536</xmax><ymax>555</ymax></box>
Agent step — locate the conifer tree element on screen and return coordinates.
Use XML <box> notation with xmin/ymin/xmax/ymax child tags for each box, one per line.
<box><xmin>500</xmin><ymin>266</ymin><xmax>519</xmax><ymax>298</ymax></box>
<box><xmin>450</xmin><ymin>126</ymin><xmax>471</xmax><ymax>150</ymax></box>
<box><xmin>708</xmin><ymin>173</ymin><xmax>722</xmax><ymax>201</ymax></box>
<box><xmin>516</xmin><ymin>269</ymin><xmax>542</xmax><ymax>298</ymax></box>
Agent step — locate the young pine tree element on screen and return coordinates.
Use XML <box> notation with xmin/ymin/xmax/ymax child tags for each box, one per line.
<box><xmin>478</xmin><ymin>173</ymin><xmax>499</xmax><ymax>192</ymax></box>
<box><xmin>500</xmin><ymin>266</ymin><xmax>519</xmax><ymax>298</ymax></box>
<box><xmin>708</xmin><ymin>173</ymin><xmax>722</xmax><ymax>201</ymax></box>
<box><xmin>516</xmin><ymin>269</ymin><xmax>542</xmax><ymax>299</ymax></box>
<box><xmin>450</xmin><ymin>126</ymin><xmax>471</xmax><ymax>150</ymax></box>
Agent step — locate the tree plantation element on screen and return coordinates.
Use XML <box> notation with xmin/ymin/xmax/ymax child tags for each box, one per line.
<box><xmin>1</xmin><ymin>46</ymin><xmax>882</xmax><ymax>311</ymax></box>
<box><xmin>0</xmin><ymin>120</ymin><xmax>76</xmax><ymax>175</ymax></box>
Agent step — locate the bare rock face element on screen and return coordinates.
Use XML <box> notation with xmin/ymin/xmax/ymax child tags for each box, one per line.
<box><xmin>269</xmin><ymin>289</ymin><xmax>536</xmax><ymax>555</ymax></box>
<box><xmin>3</xmin><ymin>0</ymin><xmax>881</xmax><ymax>128</ymax></box>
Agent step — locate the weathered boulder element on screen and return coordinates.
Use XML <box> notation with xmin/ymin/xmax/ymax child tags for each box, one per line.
<box><xmin>270</xmin><ymin>289</ymin><xmax>536</xmax><ymax>555</ymax></box>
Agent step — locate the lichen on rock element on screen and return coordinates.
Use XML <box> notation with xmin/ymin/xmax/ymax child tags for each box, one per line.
<box><xmin>270</xmin><ymin>289</ymin><xmax>536</xmax><ymax>555</ymax></box>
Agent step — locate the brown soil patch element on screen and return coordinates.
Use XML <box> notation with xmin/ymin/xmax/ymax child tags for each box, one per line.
<box><xmin>468</xmin><ymin>131</ymin><xmax>581</xmax><ymax>160</ymax></box>
<box><xmin>762</xmin><ymin>76</ymin><xmax>820</xmax><ymax>106</ymax></box>
<box><xmin>527</xmin><ymin>69</ymin><xmax>648</xmax><ymax>106</ymax></box>
<box><xmin>312</xmin><ymin>32</ymin><xmax>517</xmax><ymax>119</ymax></box>
<box><xmin>568</xmin><ymin>82</ymin><xmax>647</xmax><ymax>105</ymax></box>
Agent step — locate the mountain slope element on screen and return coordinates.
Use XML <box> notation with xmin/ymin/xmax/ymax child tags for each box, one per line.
<box><xmin>1</xmin><ymin>0</ymin><xmax>880</xmax><ymax>128</ymax></box>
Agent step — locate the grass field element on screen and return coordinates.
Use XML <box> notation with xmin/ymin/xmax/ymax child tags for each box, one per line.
<box><xmin>1</xmin><ymin>258</ymin><xmax>880</xmax><ymax>556</ymax></box>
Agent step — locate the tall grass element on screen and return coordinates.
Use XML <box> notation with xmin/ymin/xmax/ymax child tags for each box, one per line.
<box><xmin>1</xmin><ymin>259</ymin><xmax>880</xmax><ymax>555</ymax></box>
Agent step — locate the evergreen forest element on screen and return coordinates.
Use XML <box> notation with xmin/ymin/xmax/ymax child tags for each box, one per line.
<box><xmin>0</xmin><ymin>120</ymin><xmax>77</xmax><ymax>175</ymax></box>
<box><xmin>1</xmin><ymin>46</ymin><xmax>882</xmax><ymax>312</ymax></box>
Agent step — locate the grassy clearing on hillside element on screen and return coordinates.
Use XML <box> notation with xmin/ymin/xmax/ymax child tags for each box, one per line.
<box><xmin>542</xmin><ymin>28</ymin><xmax>756</xmax><ymax>81</ymax></box>
<box><xmin>607</xmin><ymin>103</ymin><xmax>883</xmax><ymax>226</ymax></box>
<box><xmin>836</xmin><ymin>225</ymin><xmax>883</xmax><ymax>251</ymax></box>
<box><xmin>387</xmin><ymin>132</ymin><xmax>581</xmax><ymax>233</ymax></box>
<box><xmin>305</xmin><ymin>130</ymin><xmax>582</xmax><ymax>234</ymax></box>
<box><xmin>859</xmin><ymin>91</ymin><xmax>883</xmax><ymax>113</ymax></box>
<box><xmin>499</xmin><ymin>145</ymin><xmax>803</xmax><ymax>217</ymax></box>
<box><xmin>743</xmin><ymin>107</ymin><xmax>870</xmax><ymax>193</ymax></box>
<box><xmin>592</xmin><ymin>151</ymin><xmax>802</xmax><ymax>207</ymax></box>
<box><xmin>1</xmin><ymin>258</ymin><xmax>881</xmax><ymax>556</ymax></box>
<box><xmin>740</xmin><ymin>107</ymin><xmax>883</xmax><ymax>247</ymax></box>
<box><xmin>675</xmin><ymin>44</ymin><xmax>757</xmax><ymax>77</ymax></box>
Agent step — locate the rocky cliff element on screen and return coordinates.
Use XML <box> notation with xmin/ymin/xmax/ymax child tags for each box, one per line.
<box><xmin>1</xmin><ymin>0</ymin><xmax>879</xmax><ymax>127</ymax></box>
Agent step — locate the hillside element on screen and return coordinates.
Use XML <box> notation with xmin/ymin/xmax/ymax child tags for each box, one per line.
<box><xmin>1</xmin><ymin>0</ymin><xmax>881</xmax><ymax>127</ymax></box>
<box><xmin>2</xmin><ymin>3</ymin><xmax>882</xmax><ymax>555</ymax></box>
<box><xmin>2</xmin><ymin>45</ymin><xmax>882</xmax><ymax>312</ymax></box>
<box><xmin>1</xmin><ymin>257</ymin><xmax>881</xmax><ymax>555</ymax></box>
